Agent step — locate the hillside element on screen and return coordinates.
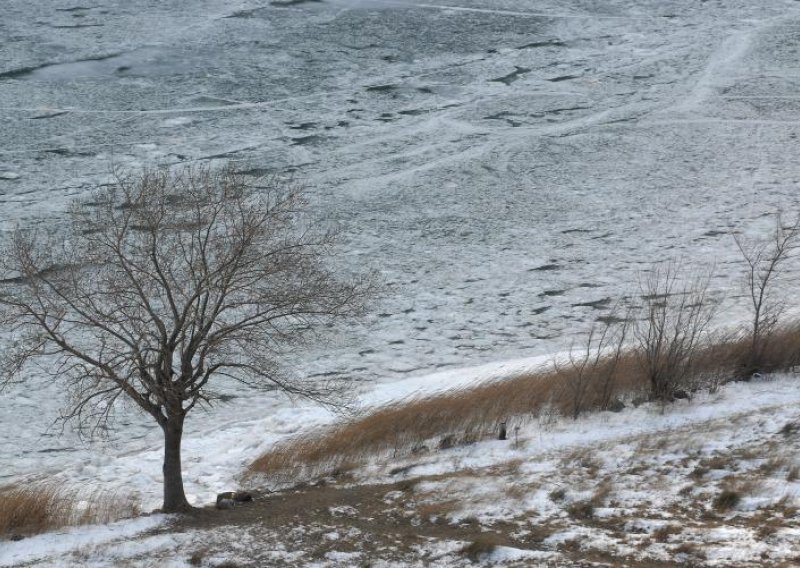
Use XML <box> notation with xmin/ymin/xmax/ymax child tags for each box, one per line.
<box><xmin>3</xmin><ymin>372</ymin><xmax>799</xmax><ymax>567</ymax></box>
<box><xmin>4</xmin><ymin>0</ymin><xmax>800</xmax><ymax>565</ymax></box>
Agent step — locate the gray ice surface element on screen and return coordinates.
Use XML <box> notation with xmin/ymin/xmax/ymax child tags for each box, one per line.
<box><xmin>4</xmin><ymin>0</ymin><xmax>800</xmax><ymax>486</ymax></box>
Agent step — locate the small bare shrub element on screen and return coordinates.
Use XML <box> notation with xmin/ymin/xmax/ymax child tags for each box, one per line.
<box><xmin>566</xmin><ymin>500</ymin><xmax>594</xmax><ymax>520</ymax></box>
<box><xmin>712</xmin><ymin>489</ymin><xmax>741</xmax><ymax>512</ymax></box>
<box><xmin>504</xmin><ymin>483</ymin><xmax>530</xmax><ymax>501</ymax></box>
<box><xmin>554</xmin><ymin>308</ymin><xmax>630</xmax><ymax>419</ymax></box>
<box><xmin>734</xmin><ymin>214</ymin><xmax>800</xmax><ymax>376</ymax></box>
<box><xmin>634</xmin><ymin>262</ymin><xmax>717</xmax><ymax>402</ymax></box>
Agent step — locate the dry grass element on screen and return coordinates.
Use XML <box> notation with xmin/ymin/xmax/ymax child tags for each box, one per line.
<box><xmin>702</xmin><ymin>455</ymin><xmax>735</xmax><ymax>471</ymax></box>
<box><xmin>652</xmin><ymin>524</ymin><xmax>682</xmax><ymax>543</ymax></box>
<box><xmin>672</xmin><ymin>541</ymin><xmax>707</xmax><ymax>560</ymax></box>
<box><xmin>248</xmin><ymin>352</ymin><xmax>645</xmax><ymax>481</ymax></box>
<box><xmin>759</xmin><ymin>457</ymin><xmax>788</xmax><ymax>475</ymax></box>
<box><xmin>590</xmin><ymin>478</ymin><xmax>614</xmax><ymax>507</ymax></box>
<box><xmin>712</xmin><ymin>489</ymin><xmax>741</xmax><ymax>512</ymax></box>
<box><xmin>0</xmin><ymin>482</ymin><xmax>140</xmax><ymax>539</ymax></box>
<box><xmin>460</xmin><ymin>534</ymin><xmax>502</xmax><ymax>562</ymax></box>
<box><xmin>414</xmin><ymin>500</ymin><xmax>461</xmax><ymax>523</ymax></box>
<box><xmin>247</xmin><ymin>323</ymin><xmax>800</xmax><ymax>483</ymax></box>
<box><xmin>709</xmin><ymin>323</ymin><xmax>800</xmax><ymax>379</ymax></box>
<box><xmin>565</xmin><ymin>500</ymin><xmax>594</xmax><ymax>520</ymax></box>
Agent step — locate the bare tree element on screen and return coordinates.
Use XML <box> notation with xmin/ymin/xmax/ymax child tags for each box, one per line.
<box><xmin>593</xmin><ymin>312</ymin><xmax>631</xmax><ymax>412</ymax></box>
<box><xmin>554</xmin><ymin>307</ymin><xmax>630</xmax><ymax>420</ymax></box>
<box><xmin>0</xmin><ymin>165</ymin><xmax>374</xmax><ymax>513</ymax></box>
<box><xmin>734</xmin><ymin>214</ymin><xmax>800</xmax><ymax>375</ymax></box>
<box><xmin>634</xmin><ymin>262</ymin><xmax>717</xmax><ymax>403</ymax></box>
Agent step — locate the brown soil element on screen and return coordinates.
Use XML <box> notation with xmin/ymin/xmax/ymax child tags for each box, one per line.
<box><xmin>164</xmin><ymin>479</ymin><xmax>687</xmax><ymax>567</ymax></box>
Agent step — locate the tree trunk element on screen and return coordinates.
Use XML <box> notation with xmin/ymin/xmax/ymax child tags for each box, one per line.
<box><xmin>161</xmin><ymin>416</ymin><xmax>192</xmax><ymax>513</ymax></box>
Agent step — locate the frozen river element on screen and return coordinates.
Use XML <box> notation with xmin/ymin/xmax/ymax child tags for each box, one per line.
<box><xmin>4</xmin><ymin>0</ymin><xmax>800</xmax><ymax>503</ymax></box>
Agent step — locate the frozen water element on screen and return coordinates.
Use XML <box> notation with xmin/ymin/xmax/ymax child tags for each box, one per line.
<box><xmin>5</xmin><ymin>0</ymin><xmax>800</xmax><ymax>381</ymax></box>
<box><xmin>4</xmin><ymin>0</ymin><xmax>800</xmax><ymax>504</ymax></box>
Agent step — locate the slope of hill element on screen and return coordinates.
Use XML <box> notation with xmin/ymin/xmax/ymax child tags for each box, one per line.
<box><xmin>3</xmin><ymin>372</ymin><xmax>798</xmax><ymax>567</ymax></box>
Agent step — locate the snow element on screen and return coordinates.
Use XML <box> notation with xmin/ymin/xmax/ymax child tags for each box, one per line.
<box><xmin>488</xmin><ymin>545</ymin><xmax>555</xmax><ymax>562</ymax></box>
<box><xmin>4</xmin><ymin>0</ymin><xmax>800</xmax><ymax>387</ymax></box>
<box><xmin>4</xmin><ymin>0</ymin><xmax>800</xmax><ymax>564</ymax></box>
<box><xmin>4</xmin><ymin>372</ymin><xmax>798</xmax><ymax>565</ymax></box>
<box><xmin>0</xmin><ymin>516</ymin><xmax>167</xmax><ymax>568</ymax></box>
<box><xmin>355</xmin><ymin>374</ymin><xmax>800</xmax><ymax>482</ymax></box>
<box><xmin>0</xmin><ymin>349</ymin><xmax>557</xmax><ymax>512</ymax></box>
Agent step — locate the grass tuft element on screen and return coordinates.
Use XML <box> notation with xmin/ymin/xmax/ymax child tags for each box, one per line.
<box><xmin>565</xmin><ymin>500</ymin><xmax>594</xmax><ymax>520</ymax></box>
<box><xmin>712</xmin><ymin>489</ymin><xmax>741</xmax><ymax>512</ymax></box>
<box><xmin>0</xmin><ymin>482</ymin><xmax>140</xmax><ymax>539</ymax></box>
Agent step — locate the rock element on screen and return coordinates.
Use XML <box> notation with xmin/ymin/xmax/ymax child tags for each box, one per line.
<box><xmin>216</xmin><ymin>490</ymin><xmax>254</xmax><ymax>509</ymax></box>
<box><xmin>607</xmin><ymin>399</ymin><xmax>625</xmax><ymax>413</ymax></box>
<box><xmin>216</xmin><ymin>497</ymin><xmax>235</xmax><ymax>510</ymax></box>
<box><xmin>673</xmin><ymin>390</ymin><xmax>689</xmax><ymax>400</ymax></box>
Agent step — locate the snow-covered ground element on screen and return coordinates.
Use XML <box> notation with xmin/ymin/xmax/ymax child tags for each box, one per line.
<box><xmin>4</xmin><ymin>0</ymin><xmax>800</xmax><ymax>562</ymax></box>
<box><xmin>3</xmin><ymin>372</ymin><xmax>799</xmax><ymax>567</ymax></box>
<box><xmin>2</xmin><ymin>354</ymin><xmax>553</xmax><ymax>510</ymax></box>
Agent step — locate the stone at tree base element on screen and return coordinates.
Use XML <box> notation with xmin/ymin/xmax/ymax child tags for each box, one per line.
<box><xmin>216</xmin><ymin>490</ymin><xmax>254</xmax><ymax>509</ymax></box>
<box><xmin>607</xmin><ymin>399</ymin><xmax>625</xmax><ymax>413</ymax></box>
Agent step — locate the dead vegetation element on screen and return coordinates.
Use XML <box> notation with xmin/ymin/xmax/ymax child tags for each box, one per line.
<box><xmin>247</xmin><ymin>320</ymin><xmax>800</xmax><ymax>483</ymax></box>
<box><xmin>712</xmin><ymin>488</ymin><xmax>742</xmax><ymax>512</ymax></box>
<box><xmin>247</xmin><ymin>356</ymin><xmax>641</xmax><ymax>481</ymax></box>
<box><xmin>0</xmin><ymin>482</ymin><xmax>140</xmax><ymax>539</ymax></box>
<box><xmin>31</xmin><ymin>390</ymin><xmax>799</xmax><ymax>567</ymax></box>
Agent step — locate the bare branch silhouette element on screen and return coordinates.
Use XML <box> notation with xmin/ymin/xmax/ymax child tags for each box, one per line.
<box><xmin>0</xmin><ymin>164</ymin><xmax>375</xmax><ymax>512</ymax></box>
